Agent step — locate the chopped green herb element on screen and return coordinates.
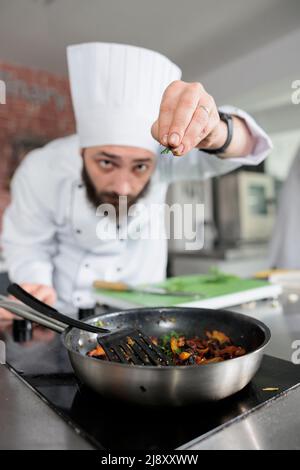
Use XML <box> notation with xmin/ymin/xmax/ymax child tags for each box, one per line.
<box><xmin>161</xmin><ymin>330</ymin><xmax>180</xmax><ymax>343</ymax></box>
<box><xmin>160</xmin><ymin>331</ymin><xmax>182</xmax><ymax>356</ymax></box>
<box><xmin>165</xmin><ymin>279</ymin><xmax>186</xmax><ymax>292</ymax></box>
<box><xmin>204</xmin><ymin>267</ymin><xmax>237</xmax><ymax>284</ymax></box>
<box><xmin>161</xmin><ymin>147</ymin><xmax>172</xmax><ymax>154</ymax></box>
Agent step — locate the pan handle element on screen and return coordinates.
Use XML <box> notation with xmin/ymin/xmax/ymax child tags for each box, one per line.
<box><xmin>0</xmin><ymin>299</ymin><xmax>66</xmax><ymax>333</ymax></box>
<box><xmin>7</xmin><ymin>284</ymin><xmax>109</xmax><ymax>335</ymax></box>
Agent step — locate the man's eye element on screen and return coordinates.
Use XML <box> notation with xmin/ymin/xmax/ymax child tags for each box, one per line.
<box><xmin>135</xmin><ymin>164</ymin><xmax>148</xmax><ymax>173</ymax></box>
<box><xmin>99</xmin><ymin>160</ymin><xmax>113</xmax><ymax>169</ymax></box>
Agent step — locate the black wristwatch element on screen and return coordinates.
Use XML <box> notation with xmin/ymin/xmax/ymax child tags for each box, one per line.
<box><xmin>199</xmin><ymin>111</ymin><xmax>233</xmax><ymax>155</ymax></box>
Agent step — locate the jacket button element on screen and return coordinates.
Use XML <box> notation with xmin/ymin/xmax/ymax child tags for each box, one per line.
<box><xmin>76</xmin><ymin>229</ymin><xmax>82</xmax><ymax>234</ymax></box>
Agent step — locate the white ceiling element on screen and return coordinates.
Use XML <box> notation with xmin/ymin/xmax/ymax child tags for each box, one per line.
<box><xmin>0</xmin><ymin>0</ymin><xmax>299</xmax><ymax>81</ymax></box>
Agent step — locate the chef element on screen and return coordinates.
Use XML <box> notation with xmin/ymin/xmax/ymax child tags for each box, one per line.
<box><xmin>269</xmin><ymin>147</ymin><xmax>300</xmax><ymax>269</ymax></box>
<box><xmin>1</xmin><ymin>42</ymin><xmax>272</xmax><ymax>319</ymax></box>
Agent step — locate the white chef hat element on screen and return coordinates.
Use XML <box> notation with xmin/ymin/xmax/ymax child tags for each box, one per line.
<box><xmin>67</xmin><ymin>42</ymin><xmax>182</xmax><ymax>153</ymax></box>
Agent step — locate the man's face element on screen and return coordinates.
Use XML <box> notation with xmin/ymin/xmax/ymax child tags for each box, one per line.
<box><xmin>82</xmin><ymin>145</ymin><xmax>156</xmax><ymax>212</ymax></box>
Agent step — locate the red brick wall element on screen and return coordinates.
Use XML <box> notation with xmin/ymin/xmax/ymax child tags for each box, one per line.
<box><xmin>0</xmin><ymin>62</ymin><xmax>75</xmax><ymax>230</ymax></box>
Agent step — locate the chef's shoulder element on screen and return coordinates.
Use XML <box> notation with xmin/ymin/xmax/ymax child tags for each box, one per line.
<box><xmin>16</xmin><ymin>134</ymin><xmax>82</xmax><ymax>182</ymax></box>
<box><xmin>11</xmin><ymin>134</ymin><xmax>82</xmax><ymax>210</ymax></box>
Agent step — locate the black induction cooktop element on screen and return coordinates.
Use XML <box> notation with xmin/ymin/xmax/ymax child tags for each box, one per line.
<box><xmin>3</xmin><ymin>321</ymin><xmax>300</xmax><ymax>450</ymax></box>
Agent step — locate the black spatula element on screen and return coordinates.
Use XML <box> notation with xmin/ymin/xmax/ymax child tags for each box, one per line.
<box><xmin>7</xmin><ymin>283</ymin><xmax>170</xmax><ymax>366</ymax></box>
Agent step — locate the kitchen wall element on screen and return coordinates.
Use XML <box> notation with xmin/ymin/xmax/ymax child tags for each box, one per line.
<box><xmin>0</xmin><ymin>62</ymin><xmax>75</xmax><ymax>228</ymax></box>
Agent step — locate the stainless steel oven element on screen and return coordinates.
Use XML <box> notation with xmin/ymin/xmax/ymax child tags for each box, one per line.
<box><xmin>215</xmin><ymin>171</ymin><xmax>276</xmax><ymax>244</ymax></box>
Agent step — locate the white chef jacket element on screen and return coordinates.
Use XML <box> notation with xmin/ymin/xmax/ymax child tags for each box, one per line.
<box><xmin>2</xmin><ymin>107</ymin><xmax>272</xmax><ymax>315</ymax></box>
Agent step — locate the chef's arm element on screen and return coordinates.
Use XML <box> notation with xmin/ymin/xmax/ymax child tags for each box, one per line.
<box><xmin>199</xmin><ymin>104</ymin><xmax>273</xmax><ymax>165</ymax></box>
<box><xmin>1</xmin><ymin>157</ymin><xmax>56</xmax><ymax>289</ymax></box>
<box><xmin>196</xmin><ymin>114</ymin><xmax>253</xmax><ymax>159</ymax></box>
<box><xmin>157</xmin><ymin>106</ymin><xmax>272</xmax><ymax>183</ymax></box>
<box><xmin>152</xmin><ymin>80</ymin><xmax>272</xmax><ymax>161</ymax></box>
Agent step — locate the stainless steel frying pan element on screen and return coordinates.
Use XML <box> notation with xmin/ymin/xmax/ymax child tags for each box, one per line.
<box><xmin>0</xmin><ymin>298</ymin><xmax>270</xmax><ymax>406</ymax></box>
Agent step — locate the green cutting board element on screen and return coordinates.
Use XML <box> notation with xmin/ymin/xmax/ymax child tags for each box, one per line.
<box><xmin>93</xmin><ymin>274</ymin><xmax>271</xmax><ymax>308</ymax></box>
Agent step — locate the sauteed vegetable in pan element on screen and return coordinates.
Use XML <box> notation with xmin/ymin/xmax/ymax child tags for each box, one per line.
<box><xmin>1</xmin><ymin>286</ymin><xmax>271</xmax><ymax>405</ymax></box>
<box><xmin>87</xmin><ymin>329</ymin><xmax>246</xmax><ymax>365</ymax></box>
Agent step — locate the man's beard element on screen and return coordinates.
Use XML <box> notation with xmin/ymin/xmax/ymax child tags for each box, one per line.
<box><xmin>81</xmin><ymin>165</ymin><xmax>150</xmax><ymax>215</ymax></box>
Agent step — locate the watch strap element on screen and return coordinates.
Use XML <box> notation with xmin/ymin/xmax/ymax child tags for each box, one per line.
<box><xmin>199</xmin><ymin>111</ymin><xmax>233</xmax><ymax>155</ymax></box>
